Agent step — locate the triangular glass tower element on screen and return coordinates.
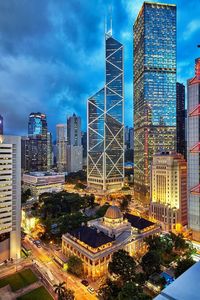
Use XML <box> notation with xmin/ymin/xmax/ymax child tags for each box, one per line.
<box><xmin>87</xmin><ymin>30</ymin><xmax>124</xmax><ymax>191</ymax></box>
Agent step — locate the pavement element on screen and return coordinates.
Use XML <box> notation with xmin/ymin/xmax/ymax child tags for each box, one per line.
<box><xmin>24</xmin><ymin>237</ymin><xmax>97</xmax><ymax>300</ymax></box>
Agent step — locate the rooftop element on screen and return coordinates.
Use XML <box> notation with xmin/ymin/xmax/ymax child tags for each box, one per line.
<box><xmin>104</xmin><ymin>205</ymin><xmax>123</xmax><ymax>219</ymax></box>
<box><xmin>69</xmin><ymin>226</ymin><xmax>114</xmax><ymax>248</ymax></box>
<box><xmin>26</xmin><ymin>172</ymin><xmax>64</xmax><ymax>177</ymax></box>
<box><xmin>124</xmin><ymin>213</ymin><xmax>155</xmax><ymax>230</ymax></box>
<box><xmin>154</xmin><ymin>262</ymin><xmax>200</xmax><ymax>300</ymax></box>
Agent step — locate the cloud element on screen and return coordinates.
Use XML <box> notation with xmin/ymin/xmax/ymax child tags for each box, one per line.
<box><xmin>183</xmin><ymin>20</ymin><xmax>200</xmax><ymax>40</ymax></box>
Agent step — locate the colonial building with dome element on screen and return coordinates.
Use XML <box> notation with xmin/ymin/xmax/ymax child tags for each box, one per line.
<box><xmin>62</xmin><ymin>205</ymin><xmax>161</xmax><ymax>279</ymax></box>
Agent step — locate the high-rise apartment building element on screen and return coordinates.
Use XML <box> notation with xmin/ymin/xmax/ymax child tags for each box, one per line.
<box><xmin>28</xmin><ymin>112</ymin><xmax>48</xmax><ymax>171</ymax></box>
<box><xmin>0</xmin><ymin>135</ymin><xmax>21</xmax><ymax>262</ymax></box>
<box><xmin>150</xmin><ymin>152</ymin><xmax>187</xmax><ymax>232</ymax></box>
<box><xmin>56</xmin><ymin>124</ymin><xmax>67</xmax><ymax>172</ymax></box>
<box><xmin>176</xmin><ymin>83</ymin><xmax>186</xmax><ymax>158</ymax></box>
<box><xmin>187</xmin><ymin>58</ymin><xmax>200</xmax><ymax>241</ymax></box>
<box><xmin>66</xmin><ymin>114</ymin><xmax>82</xmax><ymax>173</ymax></box>
<box><xmin>0</xmin><ymin>115</ymin><xmax>3</xmax><ymax>135</ymax></box>
<box><xmin>134</xmin><ymin>2</ymin><xmax>177</xmax><ymax>203</ymax></box>
<box><xmin>87</xmin><ymin>29</ymin><xmax>124</xmax><ymax>191</ymax></box>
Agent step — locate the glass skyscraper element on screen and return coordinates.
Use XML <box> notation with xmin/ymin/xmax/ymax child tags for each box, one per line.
<box><xmin>28</xmin><ymin>112</ymin><xmax>48</xmax><ymax>171</ymax></box>
<box><xmin>0</xmin><ymin>115</ymin><xmax>3</xmax><ymax>135</ymax></box>
<box><xmin>134</xmin><ymin>2</ymin><xmax>176</xmax><ymax>202</ymax></box>
<box><xmin>187</xmin><ymin>58</ymin><xmax>200</xmax><ymax>241</ymax></box>
<box><xmin>87</xmin><ymin>30</ymin><xmax>124</xmax><ymax>191</ymax></box>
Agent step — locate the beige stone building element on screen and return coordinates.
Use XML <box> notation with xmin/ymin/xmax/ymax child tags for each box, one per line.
<box><xmin>62</xmin><ymin>206</ymin><xmax>160</xmax><ymax>279</ymax></box>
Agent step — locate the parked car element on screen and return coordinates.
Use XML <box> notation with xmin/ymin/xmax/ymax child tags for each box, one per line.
<box><xmin>87</xmin><ymin>287</ymin><xmax>95</xmax><ymax>294</ymax></box>
<box><xmin>81</xmin><ymin>280</ymin><xmax>89</xmax><ymax>287</ymax></box>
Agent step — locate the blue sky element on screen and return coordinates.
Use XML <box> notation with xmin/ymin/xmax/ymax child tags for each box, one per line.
<box><xmin>0</xmin><ymin>0</ymin><xmax>200</xmax><ymax>138</ymax></box>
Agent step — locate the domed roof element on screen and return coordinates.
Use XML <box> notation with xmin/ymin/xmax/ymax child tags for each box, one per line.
<box><xmin>104</xmin><ymin>205</ymin><xmax>123</xmax><ymax>219</ymax></box>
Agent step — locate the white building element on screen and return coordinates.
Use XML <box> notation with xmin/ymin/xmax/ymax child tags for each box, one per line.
<box><xmin>66</xmin><ymin>145</ymin><xmax>83</xmax><ymax>173</ymax></box>
<box><xmin>62</xmin><ymin>205</ymin><xmax>160</xmax><ymax>280</ymax></box>
<box><xmin>23</xmin><ymin>172</ymin><xmax>65</xmax><ymax>197</ymax></box>
<box><xmin>150</xmin><ymin>152</ymin><xmax>187</xmax><ymax>232</ymax></box>
<box><xmin>0</xmin><ymin>135</ymin><xmax>21</xmax><ymax>262</ymax></box>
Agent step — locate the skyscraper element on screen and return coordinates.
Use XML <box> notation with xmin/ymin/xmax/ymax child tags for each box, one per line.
<box><xmin>0</xmin><ymin>135</ymin><xmax>21</xmax><ymax>262</ymax></box>
<box><xmin>56</xmin><ymin>124</ymin><xmax>67</xmax><ymax>172</ymax></box>
<box><xmin>176</xmin><ymin>82</ymin><xmax>186</xmax><ymax>158</ymax></box>
<box><xmin>150</xmin><ymin>152</ymin><xmax>187</xmax><ymax>232</ymax></box>
<box><xmin>87</xmin><ymin>28</ymin><xmax>124</xmax><ymax>191</ymax></box>
<box><xmin>134</xmin><ymin>2</ymin><xmax>176</xmax><ymax>202</ymax></box>
<box><xmin>0</xmin><ymin>115</ymin><xmax>3</xmax><ymax>135</ymax></box>
<box><xmin>28</xmin><ymin>112</ymin><xmax>48</xmax><ymax>171</ymax></box>
<box><xmin>187</xmin><ymin>58</ymin><xmax>200</xmax><ymax>241</ymax></box>
<box><xmin>47</xmin><ymin>132</ymin><xmax>53</xmax><ymax>170</ymax></box>
<box><xmin>67</xmin><ymin>114</ymin><xmax>83</xmax><ymax>173</ymax></box>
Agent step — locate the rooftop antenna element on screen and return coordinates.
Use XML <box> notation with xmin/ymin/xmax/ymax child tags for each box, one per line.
<box><xmin>105</xmin><ymin>5</ymin><xmax>113</xmax><ymax>39</ymax></box>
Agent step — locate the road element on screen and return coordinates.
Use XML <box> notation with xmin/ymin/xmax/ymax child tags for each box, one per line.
<box><xmin>24</xmin><ymin>237</ymin><xmax>97</xmax><ymax>300</ymax></box>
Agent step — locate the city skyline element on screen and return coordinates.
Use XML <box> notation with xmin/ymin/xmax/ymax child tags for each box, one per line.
<box><xmin>0</xmin><ymin>0</ymin><xmax>200</xmax><ymax>137</ymax></box>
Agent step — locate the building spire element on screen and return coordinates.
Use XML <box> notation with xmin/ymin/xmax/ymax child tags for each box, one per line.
<box><xmin>105</xmin><ymin>6</ymin><xmax>113</xmax><ymax>40</ymax></box>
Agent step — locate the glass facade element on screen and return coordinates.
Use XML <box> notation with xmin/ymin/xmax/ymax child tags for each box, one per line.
<box><xmin>187</xmin><ymin>58</ymin><xmax>200</xmax><ymax>240</ymax></box>
<box><xmin>176</xmin><ymin>82</ymin><xmax>186</xmax><ymax>159</ymax></box>
<box><xmin>0</xmin><ymin>115</ymin><xmax>3</xmax><ymax>135</ymax></box>
<box><xmin>88</xmin><ymin>33</ymin><xmax>124</xmax><ymax>191</ymax></box>
<box><xmin>28</xmin><ymin>112</ymin><xmax>48</xmax><ymax>171</ymax></box>
<box><xmin>134</xmin><ymin>3</ymin><xmax>177</xmax><ymax>202</ymax></box>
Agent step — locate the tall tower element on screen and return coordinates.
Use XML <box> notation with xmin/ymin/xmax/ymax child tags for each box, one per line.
<box><xmin>28</xmin><ymin>112</ymin><xmax>48</xmax><ymax>171</ymax></box>
<box><xmin>176</xmin><ymin>83</ymin><xmax>186</xmax><ymax>158</ymax></box>
<box><xmin>87</xmin><ymin>28</ymin><xmax>124</xmax><ymax>191</ymax></box>
<box><xmin>0</xmin><ymin>115</ymin><xmax>3</xmax><ymax>135</ymax></box>
<box><xmin>187</xmin><ymin>57</ymin><xmax>200</xmax><ymax>241</ymax></box>
<box><xmin>67</xmin><ymin>114</ymin><xmax>83</xmax><ymax>173</ymax></box>
<box><xmin>47</xmin><ymin>132</ymin><xmax>53</xmax><ymax>170</ymax></box>
<box><xmin>56</xmin><ymin>124</ymin><xmax>67</xmax><ymax>172</ymax></box>
<box><xmin>0</xmin><ymin>135</ymin><xmax>21</xmax><ymax>262</ymax></box>
<box><xmin>134</xmin><ymin>2</ymin><xmax>177</xmax><ymax>203</ymax></box>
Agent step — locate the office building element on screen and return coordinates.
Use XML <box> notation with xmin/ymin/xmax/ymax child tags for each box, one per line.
<box><xmin>67</xmin><ymin>114</ymin><xmax>82</xmax><ymax>146</ymax></box>
<box><xmin>187</xmin><ymin>58</ymin><xmax>200</xmax><ymax>241</ymax></box>
<box><xmin>28</xmin><ymin>112</ymin><xmax>48</xmax><ymax>171</ymax></box>
<box><xmin>177</xmin><ymin>82</ymin><xmax>186</xmax><ymax>158</ymax></box>
<box><xmin>0</xmin><ymin>115</ymin><xmax>3</xmax><ymax>135</ymax></box>
<box><xmin>129</xmin><ymin>127</ymin><xmax>134</xmax><ymax>150</ymax></box>
<box><xmin>47</xmin><ymin>132</ymin><xmax>53</xmax><ymax>170</ymax></box>
<box><xmin>150</xmin><ymin>152</ymin><xmax>187</xmax><ymax>232</ymax></box>
<box><xmin>66</xmin><ymin>114</ymin><xmax>82</xmax><ymax>173</ymax></box>
<box><xmin>62</xmin><ymin>205</ymin><xmax>160</xmax><ymax>280</ymax></box>
<box><xmin>23</xmin><ymin>172</ymin><xmax>65</xmax><ymax>197</ymax></box>
<box><xmin>21</xmin><ymin>136</ymin><xmax>30</xmax><ymax>173</ymax></box>
<box><xmin>0</xmin><ymin>135</ymin><xmax>21</xmax><ymax>262</ymax></box>
<box><xmin>87</xmin><ymin>28</ymin><xmax>124</xmax><ymax>191</ymax></box>
<box><xmin>134</xmin><ymin>3</ymin><xmax>177</xmax><ymax>203</ymax></box>
<box><xmin>56</xmin><ymin>124</ymin><xmax>67</xmax><ymax>172</ymax></box>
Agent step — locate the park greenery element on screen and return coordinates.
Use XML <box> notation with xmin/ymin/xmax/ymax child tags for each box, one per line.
<box><xmin>65</xmin><ymin>170</ymin><xmax>87</xmax><ymax>184</ymax></box>
<box><xmin>54</xmin><ymin>282</ymin><xmax>74</xmax><ymax>300</ymax></box>
<box><xmin>67</xmin><ymin>255</ymin><xmax>83</xmax><ymax>277</ymax></box>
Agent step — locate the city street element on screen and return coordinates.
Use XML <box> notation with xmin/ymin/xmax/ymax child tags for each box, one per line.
<box><xmin>24</xmin><ymin>238</ymin><xmax>97</xmax><ymax>300</ymax></box>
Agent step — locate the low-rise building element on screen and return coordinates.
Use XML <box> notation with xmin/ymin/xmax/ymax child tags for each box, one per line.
<box><xmin>62</xmin><ymin>205</ymin><xmax>160</xmax><ymax>279</ymax></box>
<box><xmin>23</xmin><ymin>172</ymin><xmax>65</xmax><ymax>197</ymax></box>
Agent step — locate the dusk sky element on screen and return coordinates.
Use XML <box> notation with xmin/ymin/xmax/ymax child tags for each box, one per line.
<box><xmin>0</xmin><ymin>0</ymin><xmax>200</xmax><ymax>138</ymax></box>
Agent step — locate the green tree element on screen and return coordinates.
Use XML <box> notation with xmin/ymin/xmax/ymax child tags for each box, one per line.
<box><xmin>68</xmin><ymin>255</ymin><xmax>83</xmax><ymax>277</ymax></box>
<box><xmin>63</xmin><ymin>288</ymin><xmax>75</xmax><ymax>300</ymax></box>
<box><xmin>54</xmin><ymin>282</ymin><xmax>66</xmax><ymax>299</ymax></box>
<box><xmin>175</xmin><ymin>258</ymin><xmax>195</xmax><ymax>278</ymax></box>
<box><xmin>99</xmin><ymin>279</ymin><xmax>120</xmax><ymax>300</ymax></box>
<box><xmin>141</xmin><ymin>250</ymin><xmax>161</xmax><ymax>276</ymax></box>
<box><xmin>108</xmin><ymin>250</ymin><xmax>136</xmax><ymax>282</ymax></box>
<box><xmin>120</xmin><ymin>198</ymin><xmax>129</xmax><ymax>212</ymax></box>
<box><xmin>118</xmin><ymin>282</ymin><xmax>151</xmax><ymax>300</ymax></box>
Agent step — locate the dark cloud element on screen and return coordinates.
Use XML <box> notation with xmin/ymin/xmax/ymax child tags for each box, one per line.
<box><xmin>0</xmin><ymin>0</ymin><xmax>199</xmax><ymax>138</ymax></box>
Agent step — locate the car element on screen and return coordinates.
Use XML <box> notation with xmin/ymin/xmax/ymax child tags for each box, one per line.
<box><xmin>87</xmin><ymin>287</ymin><xmax>95</xmax><ymax>294</ymax></box>
<box><xmin>81</xmin><ymin>279</ymin><xmax>89</xmax><ymax>287</ymax></box>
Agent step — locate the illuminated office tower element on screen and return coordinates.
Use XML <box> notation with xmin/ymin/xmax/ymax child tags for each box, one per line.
<box><xmin>67</xmin><ymin>114</ymin><xmax>82</xmax><ymax>147</ymax></box>
<box><xmin>28</xmin><ymin>112</ymin><xmax>48</xmax><ymax>171</ymax></box>
<box><xmin>0</xmin><ymin>115</ymin><xmax>3</xmax><ymax>135</ymax></box>
<box><xmin>176</xmin><ymin>83</ymin><xmax>186</xmax><ymax>158</ymax></box>
<box><xmin>56</xmin><ymin>124</ymin><xmax>67</xmax><ymax>172</ymax></box>
<box><xmin>134</xmin><ymin>2</ymin><xmax>176</xmax><ymax>202</ymax></box>
<box><xmin>0</xmin><ymin>135</ymin><xmax>21</xmax><ymax>262</ymax></box>
<box><xmin>150</xmin><ymin>152</ymin><xmax>187</xmax><ymax>232</ymax></box>
<box><xmin>187</xmin><ymin>58</ymin><xmax>200</xmax><ymax>241</ymax></box>
<box><xmin>87</xmin><ymin>28</ymin><xmax>124</xmax><ymax>191</ymax></box>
